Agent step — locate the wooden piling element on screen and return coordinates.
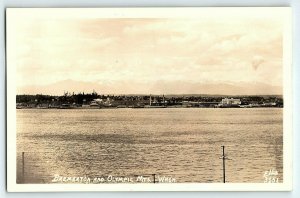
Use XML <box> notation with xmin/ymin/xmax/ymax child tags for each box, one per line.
<box><xmin>22</xmin><ymin>152</ymin><xmax>25</xmax><ymax>183</ymax></box>
<box><xmin>152</xmin><ymin>174</ymin><xmax>156</xmax><ymax>184</ymax></box>
<box><xmin>221</xmin><ymin>146</ymin><xmax>226</xmax><ymax>183</ymax></box>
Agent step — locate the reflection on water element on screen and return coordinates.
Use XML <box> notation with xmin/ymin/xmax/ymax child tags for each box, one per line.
<box><xmin>16</xmin><ymin>108</ymin><xmax>283</xmax><ymax>183</ymax></box>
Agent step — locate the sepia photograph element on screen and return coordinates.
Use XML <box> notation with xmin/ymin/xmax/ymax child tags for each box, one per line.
<box><xmin>6</xmin><ymin>7</ymin><xmax>292</xmax><ymax>191</ymax></box>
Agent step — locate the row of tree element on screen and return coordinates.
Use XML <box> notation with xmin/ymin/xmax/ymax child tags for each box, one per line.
<box><xmin>16</xmin><ymin>93</ymin><xmax>283</xmax><ymax>106</ymax></box>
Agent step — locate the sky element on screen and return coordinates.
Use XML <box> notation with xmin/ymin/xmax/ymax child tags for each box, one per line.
<box><xmin>8</xmin><ymin>9</ymin><xmax>286</xmax><ymax>95</ymax></box>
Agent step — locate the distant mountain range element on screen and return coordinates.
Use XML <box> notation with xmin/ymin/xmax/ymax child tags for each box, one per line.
<box><xmin>17</xmin><ymin>79</ymin><xmax>283</xmax><ymax>96</ymax></box>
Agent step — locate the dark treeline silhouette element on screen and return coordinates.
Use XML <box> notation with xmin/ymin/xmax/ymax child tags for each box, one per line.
<box><xmin>16</xmin><ymin>91</ymin><xmax>283</xmax><ymax>107</ymax></box>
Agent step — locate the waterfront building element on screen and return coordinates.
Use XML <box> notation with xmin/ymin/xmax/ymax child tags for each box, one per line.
<box><xmin>219</xmin><ymin>98</ymin><xmax>241</xmax><ymax>107</ymax></box>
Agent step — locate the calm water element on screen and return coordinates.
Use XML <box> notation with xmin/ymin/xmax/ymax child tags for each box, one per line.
<box><xmin>16</xmin><ymin>108</ymin><xmax>283</xmax><ymax>183</ymax></box>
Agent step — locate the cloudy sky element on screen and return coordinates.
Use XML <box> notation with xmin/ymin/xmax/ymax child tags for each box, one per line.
<box><xmin>9</xmin><ymin>9</ymin><xmax>286</xmax><ymax>95</ymax></box>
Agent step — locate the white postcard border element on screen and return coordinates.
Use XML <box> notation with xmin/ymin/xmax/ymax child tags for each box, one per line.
<box><xmin>6</xmin><ymin>7</ymin><xmax>293</xmax><ymax>192</ymax></box>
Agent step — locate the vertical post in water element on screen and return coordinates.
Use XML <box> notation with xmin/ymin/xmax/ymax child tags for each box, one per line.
<box><xmin>221</xmin><ymin>146</ymin><xmax>226</xmax><ymax>183</ymax></box>
<box><xmin>22</xmin><ymin>152</ymin><xmax>25</xmax><ymax>183</ymax></box>
<box><xmin>152</xmin><ymin>174</ymin><xmax>156</xmax><ymax>184</ymax></box>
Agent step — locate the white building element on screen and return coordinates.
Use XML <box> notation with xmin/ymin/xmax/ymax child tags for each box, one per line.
<box><xmin>220</xmin><ymin>98</ymin><xmax>241</xmax><ymax>106</ymax></box>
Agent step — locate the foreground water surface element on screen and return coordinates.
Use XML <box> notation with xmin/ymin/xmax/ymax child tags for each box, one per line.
<box><xmin>16</xmin><ymin>108</ymin><xmax>283</xmax><ymax>183</ymax></box>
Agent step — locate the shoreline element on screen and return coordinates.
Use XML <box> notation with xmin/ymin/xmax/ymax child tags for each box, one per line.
<box><xmin>16</xmin><ymin>106</ymin><xmax>283</xmax><ymax>110</ymax></box>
